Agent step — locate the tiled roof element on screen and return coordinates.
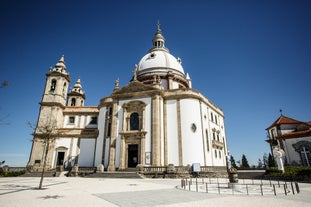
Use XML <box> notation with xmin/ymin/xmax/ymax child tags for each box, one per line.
<box><xmin>266</xmin><ymin>115</ymin><xmax>303</xmax><ymax>130</ymax></box>
<box><xmin>276</xmin><ymin>129</ymin><xmax>311</xmax><ymax>139</ymax></box>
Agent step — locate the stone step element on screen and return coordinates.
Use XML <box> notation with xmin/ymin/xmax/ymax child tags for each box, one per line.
<box><xmin>86</xmin><ymin>171</ymin><xmax>143</xmax><ymax>179</ymax></box>
<box><xmin>19</xmin><ymin>171</ymin><xmax>57</xmax><ymax>177</ymax></box>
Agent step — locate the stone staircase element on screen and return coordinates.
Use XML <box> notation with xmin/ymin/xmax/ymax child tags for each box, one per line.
<box><xmin>86</xmin><ymin>171</ymin><xmax>143</xmax><ymax>179</ymax></box>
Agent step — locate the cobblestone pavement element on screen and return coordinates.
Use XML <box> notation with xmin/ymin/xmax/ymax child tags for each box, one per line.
<box><xmin>0</xmin><ymin>177</ymin><xmax>310</xmax><ymax>207</ymax></box>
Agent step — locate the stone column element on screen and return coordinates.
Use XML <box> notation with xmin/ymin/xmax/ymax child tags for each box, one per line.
<box><xmin>141</xmin><ymin>134</ymin><xmax>146</xmax><ymax>165</ymax></box>
<box><xmin>107</xmin><ymin>100</ymin><xmax>118</xmax><ymax>171</ymax></box>
<box><xmin>163</xmin><ymin>99</ymin><xmax>168</xmax><ymax>166</ymax></box>
<box><xmin>199</xmin><ymin>101</ymin><xmax>207</xmax><ymax>166</ymax></box>
<box><xmin>119</xmin><ymin>135</ymin><xmax>126</xmax><ymax>170</ymax></box>
<box><xmin>177</xmin><ymin>99</ymin><xmax>183</xmax><ymax>166</ymax></box>
<box><xmin>151</xmin><ymin>94</ymin><xmax>161</xmax><ymax>166</ymax></box>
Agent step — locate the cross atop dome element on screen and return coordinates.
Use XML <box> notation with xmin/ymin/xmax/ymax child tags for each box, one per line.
<box><xmin>157</xmin><ymin>20</ymin><xmax>161</xmax><ymax>31</ymax></box>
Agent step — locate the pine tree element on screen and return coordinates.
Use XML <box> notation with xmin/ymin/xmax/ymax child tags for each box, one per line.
<box><xmin>230</xmin><ymin>155</ymin><xmax>238</xmax><ymax>168</ymax></box>
<box><xmin>268</xmin><ymin>153</ymin><xmax>276</xmax><ymax>167</ymax></box>
<box><xmin>262</xmin><ymin>153</ymin><xmax>268</xmax><ymax>168</ymax></box>
<box><xmin>241</xmin><ymin>154</ymin><xmax>250</xmax><ymax>168</ymax></box>
<box><xmin>257</xmin><ymin>158</ymin><xmax>263</xmax><ymax>168</ymax></box>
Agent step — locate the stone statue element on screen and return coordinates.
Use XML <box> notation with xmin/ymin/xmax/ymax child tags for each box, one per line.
<box><xmin>273</xmin><ymin>148</ymin><xmax>285</xmax><ymax>173</ymax></box>
<box><xmin>133</xmin><ymin>65</ymin><xmax>138</xmax><ymax>81</ymax></box>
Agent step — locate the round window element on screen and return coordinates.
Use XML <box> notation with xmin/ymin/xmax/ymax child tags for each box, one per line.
<box><xmin>191</xmin><ymin>123</ymin><xmax>197</xmax><ymax>132</ymax></box>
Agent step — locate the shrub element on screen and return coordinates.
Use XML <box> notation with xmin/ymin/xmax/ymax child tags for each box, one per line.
<box><xmin>0</xmin><ymin>170</ymin><xmax>25</xmax><ymax>177</ymax></box>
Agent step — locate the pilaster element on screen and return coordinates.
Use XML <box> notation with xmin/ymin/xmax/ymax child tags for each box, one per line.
<box><xmin>177</xmin><ymin>99</ymin><xmax>183</xmax><ymax>166</ymax></box>
<box><xmin>107</xmin><ymin>100</ymin><xmax>118</xmax><ymax>171</ymax></box>
<box><xmin>151</xmin><ymin>94</ymin><xmax>161</xmax><ymax>166</ymax></box>
<box><xmin>163</xmin><ymin>99</ymin><xmax>168</xmax><ymax>166</ymax></box>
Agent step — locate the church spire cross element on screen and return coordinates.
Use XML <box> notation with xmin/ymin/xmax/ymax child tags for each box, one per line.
<box><xmin>157</xmin><ymin>20</ymin><xmax>161</xmax><ymax>31</ymax></box>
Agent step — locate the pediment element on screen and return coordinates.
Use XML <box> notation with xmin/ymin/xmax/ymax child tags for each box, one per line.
<box><xmin>113</xmin><ymin>80</ymin><xmax>159</xmax><ymax>94</ymax></box>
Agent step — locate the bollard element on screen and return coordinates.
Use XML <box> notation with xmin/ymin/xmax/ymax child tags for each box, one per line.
<box><xmin>278</xmin><ymin>180</ymin><xmax>280</xmax><ymax>187</ymax></box>
<box><xmin>260</xmin><ymin>184</ymin><xmax>263</xmax><ymax>196</ymax></box>
<box><xmin>295</xmin><ymin>182</ymin><xmax>300</xmax><ymax>194</ymax></box>
<box><xmin>206</xmin><ymin>183</ymin><xmax>208</xmax><ymax>193</ymax></box>
<box><xmin>284</xmin><ymin>184</ymin><xmax>287</xmax><ymax>196</ymax></box>
<box><xmin>196</xmin><ymin>178</ymin><xmax>198</xmax><ymax>192</ymax></box>
<box><xmin>273</xmin><ymin>184</ymin><xmax>276</xmax><ymax>196</ymax></box>
<box><xmin>218</xmin><ymin>183</ymin><xmax>220</xmax><ymax>194</ymax></box>
<box><xmin>246</xmin><ymin>184</ymin><xmax>249</xmax><ymax>195</ymax></box>
<box><xmin>291</xmin><ymin>182</ymin><xmax>295</xmax><ymax>195</ymax></box>
<box><xmin>269</xmin><ymin>178</ymin><xmax>272</xmax><ymax>187</ymax></box>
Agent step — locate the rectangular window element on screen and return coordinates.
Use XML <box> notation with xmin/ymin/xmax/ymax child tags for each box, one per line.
<box><xmin>90</xmin><ymin>116</ymin><xmax>98</xmax><ymax>125</ymax></box>
<box><xmin>69</xmin><ymin>116</ymin><xmax>75</xmax><ymax>124</ymax></box>
<box><xmin>34</xmin><ymin>160</ymin><xmax>41</xmax><ymax>164</ymax></box>
<box><xmin>107</xmin><ymin>123</ymin><xmax>111</xmax><ymax>137</ymax></box>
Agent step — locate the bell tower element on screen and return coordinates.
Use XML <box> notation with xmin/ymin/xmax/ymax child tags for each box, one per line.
<box><xmin>28</xmin><ymin>55</ymin><xmax>71</xmax><ymax>170</ymax></box>
<box><xmin>37</xmin><ymin>55</ymin><xmax>70</xmax><ymax>129</ymax></box>
<box><xmin>67</xmin><ymin>78</ymin><xmax>85</xmax><ymax>107</ymax></box>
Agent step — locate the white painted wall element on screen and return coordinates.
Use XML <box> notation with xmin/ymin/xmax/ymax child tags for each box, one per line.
<box><xmin>180</xmin><ymin>99</ymin><xmax>204</xmax><ymax>165</ymax></box>
<box><xmin>166</xmin><ymin>100</ymin><xmax>179</xmax><ymax>165</ymax></box>
<box><xmin>78</xmin><ymin>138</ymin><xmax>95</xmax><ymax>166</ymax></box>
<box><xmin>94</xmin><ymin>107</ymin><xmax>106</xmax><ymax>166</ymax></box>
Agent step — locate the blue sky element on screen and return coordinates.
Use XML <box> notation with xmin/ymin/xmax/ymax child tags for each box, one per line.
<box><xmin>0</xmin><ymin>0</ymin><xmax>310</xmax><ymax>167</ymax></box>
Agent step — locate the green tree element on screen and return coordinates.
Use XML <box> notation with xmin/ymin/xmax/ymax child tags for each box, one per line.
<box><xmin>29</xmin><ymin>121</ymin><xmax>59</xmax><ymax>189</ymax></box>
<box><xmin>230</xmin><ymin>155</ymin><xmax>238</xmax><ymax>168</ymax></box>
<box><xmin>241</xmin><ymin>154</ymin><xmax>250</xmax><ymax>168</ymax></box>
<box><xmin>257</xmin><ymin>158</ymin><xmax>263</xmax><ymax>168</ymax></box>
<box><xmin>268</xmin><ymin>153</ymin><xmax>276</xmax><ymax>167</ymax></box>
<box><xmin>262</xmin><ymin>153</ymin><xmax>268</xmax><ymax>168</ymax></box>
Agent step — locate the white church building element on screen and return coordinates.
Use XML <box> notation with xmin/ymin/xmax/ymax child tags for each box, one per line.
<box><xmin>266</xmin><ymin>115</ymin><xmax>311</xmax><ymax>166</ymax></box>
<box><xmin>27</xmin><ymin>25</ymin><xmax>228</xmax><ymax>174</ymax></box>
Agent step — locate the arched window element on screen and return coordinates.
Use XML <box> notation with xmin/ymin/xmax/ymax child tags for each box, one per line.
<box><xmin>71</xmin><ymin>98</ymin><xmax>76</xmax><ymax>106</ymax></box>
<box><xmin>130</xmin><ymin>112</ymin><xmax>139</xmax><ymax>130</ymax></box>
<box><xmin>50</xmin><ymin>79</ymin><xmax>57</xmax><ymax>91</ymax></box>
<box><xmin>62</xmin><ymin>82</ymin><xmax>66</xmax><ymax>96</ymax></box>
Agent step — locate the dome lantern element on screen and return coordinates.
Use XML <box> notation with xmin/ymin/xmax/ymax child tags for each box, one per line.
<box><xmin>149</xmin><ymin>22</ymin><xmax>169</xmax><ymax>53</ymax></box>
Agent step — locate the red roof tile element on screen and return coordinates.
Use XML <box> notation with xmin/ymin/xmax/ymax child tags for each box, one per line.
<box><xmin>266</xmin><ymin>115</ymin><xmax>303</xmax><ymax>130</ymax></box>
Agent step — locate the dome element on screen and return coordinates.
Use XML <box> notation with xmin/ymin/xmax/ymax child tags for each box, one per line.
<box><xmin>136</xmin><ymin>23</ymin><xmax>185</xmax><ymax>79</ymax></box>
<box><xmin>137</xmin><ymin>50</ymin><xmax>184</xmax><ymax>77</ymax></box>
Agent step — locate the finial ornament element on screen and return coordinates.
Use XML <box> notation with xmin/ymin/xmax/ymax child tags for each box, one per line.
<box><xmin>133</xmin><ymin>64</ymin><xmax>138</xmax><ymax>81</ymax></box>
<box><xmin>280</xmin><ymin>109</ymin><xmax>283</xmax><ymax>115</ymax></box>
<box><xmin>157</xmin><ymin>20</ymin><xmax>161</xmax><ymax>31</ymax></box>
<box><xmin>114</xmin><ymin>78</ymin><xmax>119</xmax><ymax>89</ymax></box>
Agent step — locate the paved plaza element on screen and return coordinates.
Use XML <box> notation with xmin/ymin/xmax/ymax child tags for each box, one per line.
<box><xmin>0</xmin><ymin>177</ymin><xmax>311</xmax><ymax>207</ymax></box>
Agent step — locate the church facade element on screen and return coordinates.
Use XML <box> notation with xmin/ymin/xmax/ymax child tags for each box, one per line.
<box><xmin>27</xmin><ymin>26</ymin><xmax>228</xmax><ymax>172</ymax></box>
